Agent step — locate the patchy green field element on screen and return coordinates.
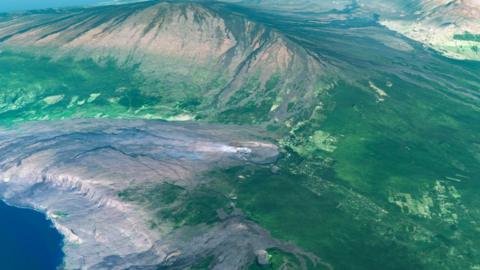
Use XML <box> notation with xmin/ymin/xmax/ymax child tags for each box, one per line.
<box><xmin>454</xmin><ymin>32</ymin><xmax>480</xmax><ymax>42</ymax></box>
<box><xmin>0</xmin><ymin>51</ymin><xmax>165</xmax><ymax>124</ymax></box>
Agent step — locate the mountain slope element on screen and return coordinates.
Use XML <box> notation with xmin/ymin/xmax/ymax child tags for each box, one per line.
<box><xmin>226</xmin><ymin>0</ymin><xmax>480</xmax><ymax>60</ymax></box>
<box><xmin>380</xmin><ymin>0</ymin><xmax>480</xmax><ymax>60</ymax></box>
<box><xmin>0</xmin><ymin>1</ymin><xmax>327</xmax><ymax>124</ymax></box>
<box><xmin>0</xmin><ymin>1</ymin><xmax>479</xmax><ymax>270</ymax></box>
<box><xmin>0</xmin><ymin>0</ymin><xmax>478</xmax><ymax>126</ymax></box>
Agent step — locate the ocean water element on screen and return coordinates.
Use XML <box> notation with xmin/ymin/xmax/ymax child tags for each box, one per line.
<box><xmin>0</xmin><ymin>0</ymin><xmax>101</xmax><ymax>12</ymax></box>
<box><xmin>0</xmin><ymin>200</ymin><xmax>64</xmax><ymax>270</ymax></box>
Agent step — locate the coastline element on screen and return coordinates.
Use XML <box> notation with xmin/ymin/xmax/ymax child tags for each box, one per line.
<box><xmin>0</xmin><ymin>119</ymin><xmax>292</xmax><ymax>269</ymax></box>
<box><xmin>0</xmin><ymin>199</ymin><xmax>64</xmax><ymax>270</ymax></box>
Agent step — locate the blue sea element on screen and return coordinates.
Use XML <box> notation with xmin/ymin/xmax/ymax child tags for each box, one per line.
<box><xmin>0</xmin><ymin>200</ymin><xmax>64</xmax><ymax>270</ymax></box>
<box><xmin>0</xmin><ymin>0</ymin><xmax>102</xmax><ymax>13</ymax></box>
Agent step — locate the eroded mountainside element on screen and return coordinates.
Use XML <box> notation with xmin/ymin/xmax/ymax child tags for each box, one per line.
<box><xmin>0</xmin><ymin>1</ymin><xmax>327</xmax><ymax>124</ymax></box>
<box><xmin>0</xmin><ymin>1</ymin><xmax>479</xmax><ymax>269</ymax></box>
<box><xmin>0</xmin><ymin>0</ymin><xmax>478</xmax><ymax>125</ymax></box>
<box><xmin>227</xmin><ymin>0</ymin><xmax>480</xmax><ymax>60</ymax></box>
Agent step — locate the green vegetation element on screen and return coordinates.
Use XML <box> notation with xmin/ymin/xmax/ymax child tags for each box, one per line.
<box><xmin>2</xmin><ymin>10</ymin><xmax>480</xmax><ymax>269</ymax></box>
<box><xmin>249</xmin><ymin>249</ymin><xmax>300</xmax><ymax>269</ymax></box>
<box><xmin>189</xmin><ymin>256</ymin><xmax>215</xmax><ymax>270</ymax></box>
<box><xmin>116</xmin><ymin>71</ymin><xmax>480</xmax><ymax>269</ymax></box>
<box><xmin>217</xmin><ymin>73</ymin><xmax>283</xmax><ymax>125</ymax></box>
<box><xmin>0</xmin><ymin>51</ymin><xmax>170</xmax><ymax>124</ymax></box>
<box><xmin>0</xmin><ymin>50</ymin><xmax>289</xmax><ymax>126</ymax></box>
<box><xmin>52</xmin><ymin>211</ymin><xmax>69</xmax><ymax>218</ymax></box>
<box><xmin>453</xmin><ymin>32</ymin><xmax>480</xmax><ymax>42</ymax></box>
<box><xmin>119</xmin><ymin>182</ymin><xmax>230</xmax><ymax>227</ymax></box>
<box><xmin>239</xmin><ymin>76</ymin><xmax>480</xmax><ymax>269</ymax></box>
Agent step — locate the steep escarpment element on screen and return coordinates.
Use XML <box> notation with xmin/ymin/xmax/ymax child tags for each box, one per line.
<box><xmin>0</xmin><ymin>119</ymin><xmax>313</xmax><ymax>269</ymax></box>
<box><xmin>227</xmin><ymin>0</ymin><xmax>480</xmax><ymax>61</ymax></box>
<box><xmin>1</xmin><ymin>0</ymin><xmax>477</xmax><ymax>128</ymax></box>
<box><xmin>0</xmin><ymin>1</ymin><xmax>327</xmax><ymax>124</ymax></box>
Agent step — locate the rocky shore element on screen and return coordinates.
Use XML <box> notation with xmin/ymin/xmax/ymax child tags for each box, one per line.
<box><xmin>0</xmin><ymin>119</ymin><xmax>303</xmax><ymax>269</ymax></box>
